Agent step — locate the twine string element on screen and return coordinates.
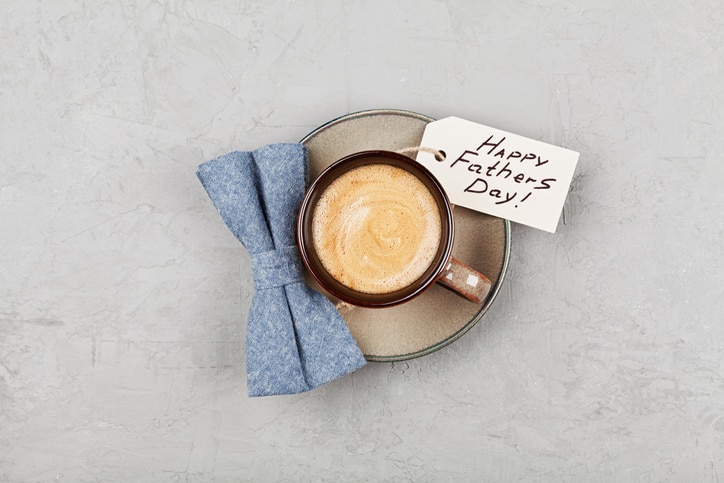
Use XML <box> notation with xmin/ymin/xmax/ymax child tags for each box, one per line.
<box><xmin>335</xmin><ymin>300</ymin><xmax>356</xmax><ymax>312</ymax></box>
<box><xmin>396</xmin><ymin>146</ymin><xmax>446</xmax><ymax>161</ymax></box>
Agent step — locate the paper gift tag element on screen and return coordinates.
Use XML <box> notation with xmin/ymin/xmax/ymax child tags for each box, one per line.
<box><xmin>416</xmin><ymin>117</ymin><xmax>579</xmax><ymax>233</ymax></box>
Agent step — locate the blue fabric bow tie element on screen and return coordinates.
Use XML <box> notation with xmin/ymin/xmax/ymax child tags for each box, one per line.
<box><xmin>196</xmin><ymin>143</ymin><xmax>366</xmax><ymax>397</ymax></box>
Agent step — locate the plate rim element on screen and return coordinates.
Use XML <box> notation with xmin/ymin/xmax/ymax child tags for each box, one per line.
<box><xmin>300</xmin><ymin>108</ymin><xmax>511</xmax><ymax>362</ymax></box>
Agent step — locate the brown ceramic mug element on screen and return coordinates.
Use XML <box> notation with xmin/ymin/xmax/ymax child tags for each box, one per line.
<box><xmin>297</xmin><ymin>150</ymin><xmax>491</xmax><ymax>308</ymax></box>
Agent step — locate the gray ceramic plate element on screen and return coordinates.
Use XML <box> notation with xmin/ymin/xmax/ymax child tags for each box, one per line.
<box><xmin>300</xmin><ymin>109</ymin><xmax>510</xmax><ymax>361</ymax></box>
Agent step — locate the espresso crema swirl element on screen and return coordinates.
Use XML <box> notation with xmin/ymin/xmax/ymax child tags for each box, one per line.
<box><xmin>312</xmin><ymin>164</ymin><xmax>442</xmax><ymax>294</ymax></box>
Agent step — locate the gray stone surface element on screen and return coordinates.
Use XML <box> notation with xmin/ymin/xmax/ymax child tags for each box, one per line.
<box><xmin>2</xmin><ymin>0</ymin><xmax>723</xmax><ymax>481</ymax></box>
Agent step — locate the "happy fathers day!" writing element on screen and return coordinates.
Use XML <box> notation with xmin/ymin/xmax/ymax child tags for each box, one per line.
<box><xmin>447</xmin><ymin>134</ymin><xmax>556</xmax><ymax>209</ymax></box>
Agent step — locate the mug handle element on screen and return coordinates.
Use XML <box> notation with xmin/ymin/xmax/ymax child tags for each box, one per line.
<box><xmin>436</xmin><ymin>257</ymin><xmax>492</xmax><ymax>304</ymax></box>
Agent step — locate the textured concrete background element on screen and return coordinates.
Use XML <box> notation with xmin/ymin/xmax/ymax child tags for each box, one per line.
<box><xmin>2</xmin><ymin>0</ymin><xmax>724</xmax><ymax>481</ymax></box>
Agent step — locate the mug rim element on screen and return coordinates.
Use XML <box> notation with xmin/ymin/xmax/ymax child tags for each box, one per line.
<box><xmin>297</xmin><ymin>150</ymin><xmax>455</xmax><ymax>308</ymax></box>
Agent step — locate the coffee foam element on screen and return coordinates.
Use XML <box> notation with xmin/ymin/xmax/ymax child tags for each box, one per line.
<box><xmin>312</xmin><ymin>164</ymin><xmax>442</xmax><ymax>294</ymax></box>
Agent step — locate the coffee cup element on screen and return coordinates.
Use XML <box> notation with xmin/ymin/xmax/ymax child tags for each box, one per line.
<box><xmin>297</xmin><ymin>150</ymin><xmax>492</xmax><ymax>308</ymax></box>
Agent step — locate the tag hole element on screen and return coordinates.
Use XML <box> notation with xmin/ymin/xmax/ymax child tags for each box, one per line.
<box><xmin>435</xmin><ymin>150</ymin><xmax>446</xmax><ymax>162</ymax></box>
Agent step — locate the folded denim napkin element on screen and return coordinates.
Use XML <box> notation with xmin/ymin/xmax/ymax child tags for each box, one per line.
<box><xmin>196</xmin><ymin>143</ymin><xmax>366</xmax><ymax>397</ymax></box>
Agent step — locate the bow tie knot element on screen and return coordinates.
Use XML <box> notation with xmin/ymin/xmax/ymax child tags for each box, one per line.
<box><xmin>250</xmin><ymin>246</ymin><xmax>304</xmax><ymax>290</ymax></box>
